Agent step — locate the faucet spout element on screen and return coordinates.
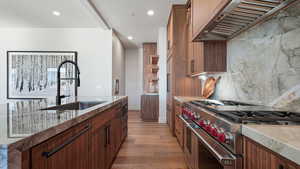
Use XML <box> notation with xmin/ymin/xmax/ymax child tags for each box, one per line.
<box><xmin>57</xmin><ymin>60</ymin><xmax>80</xmax><ymax>105</ymax></box>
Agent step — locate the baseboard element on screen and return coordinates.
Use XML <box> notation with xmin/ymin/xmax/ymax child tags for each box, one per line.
<box><xmin>159</xmin><ymin>117</ymin><xmax>167</xmax><ymax>124</ymax></box>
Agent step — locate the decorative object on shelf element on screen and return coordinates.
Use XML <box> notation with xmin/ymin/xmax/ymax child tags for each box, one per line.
<box><xmin>7</xmin><ymin>51</ymin><xmax>78</xmax><ymax>99</ymax></box>
<box><xmin>114</xmin><ymin>79</ymin><xmax>120</xmax><ymax>95</ymax></box>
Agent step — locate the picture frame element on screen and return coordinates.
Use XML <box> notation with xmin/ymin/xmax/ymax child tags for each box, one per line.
<box><xmin>7</xmin><ymin>51</ymin><xmax>78</xmax><ymax>99</ymax></box>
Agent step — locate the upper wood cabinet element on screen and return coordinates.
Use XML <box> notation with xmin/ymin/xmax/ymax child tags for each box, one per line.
<box><xmin>187</xmin><ymin>1</ymin><xmax>227</xmax><ymax>76</ymax></box>
<box><xmin>191</xmin><ymin>0</ymin><xmax>231</xmax><ymax>40</ymax></box>
<box><xmin>191</xmin><ymin>0</ymin><xmax>230</xmax><ymax>41</ymax></box>
<box><xmin>167</xmin><ymin>12</ymin><xmax>174</xmax><ymax>56</ymax></box>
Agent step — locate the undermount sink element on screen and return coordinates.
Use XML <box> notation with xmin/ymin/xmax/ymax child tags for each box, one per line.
<box><xmin>41</xmin><ymin>101</ymin><xmax>107</xmax><ymax>111</ymax></box>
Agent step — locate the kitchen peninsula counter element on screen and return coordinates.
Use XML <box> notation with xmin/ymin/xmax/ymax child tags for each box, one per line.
<box><xmin>0</xmin><ymin>96</ymin><xmax>127</xmax><ymax>169</ymax></box>
<box><xmin>242</xmin><ymin>124</ymin><xmax>300</xmax><ymax>165</ymax></box>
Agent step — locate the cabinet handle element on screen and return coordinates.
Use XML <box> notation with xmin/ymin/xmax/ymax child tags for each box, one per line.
<box><xmin>42</xmin><ymin>124</ymin><xmax>90</xmax><ymax>158</ymax></box>
<box><xmin>278</xmin><ymin>164</ymin><xmax>285</xmax><ymax>169</ymax></box>
<box><xmin>105</xmin><ymin>125</ymin><xmax>111</xmax><ymax>147</ymax></box>
<box><xmin>191</xmin><ymin>60</ymin><xmax>195</xmax><ymax>74</ymax></box>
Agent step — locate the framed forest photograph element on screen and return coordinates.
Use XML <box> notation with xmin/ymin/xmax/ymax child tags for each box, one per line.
<box><xmin>7</xmin><ymin>51</ymin><xmax>78</xmax><ymax>99</ymax></box>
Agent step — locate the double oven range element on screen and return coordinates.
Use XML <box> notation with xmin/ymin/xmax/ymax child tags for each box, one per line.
<box><xmin>180</xmin><ymin>99</ymin><xmax>300</xmax><ymax>169</ymax></box>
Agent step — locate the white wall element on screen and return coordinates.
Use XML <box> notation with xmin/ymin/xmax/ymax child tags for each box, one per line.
<box><xmin>125</xmin><ymin>48</ymin><xmax>143</xmax><ymax>110</ymax></box>
<box><xmin>0</xmin><ymin>28</ymin><xmax>113</xmax><ymax>103</ymax></box>
<box><xmin>112</xmin><ymin>32</ymin><xmax>125</xmax><ymax>96</ymax></box>
<box><xmin>157</xmin><ymin>27</ymin><xmax>167</xmax><ymax>123</ymax></box>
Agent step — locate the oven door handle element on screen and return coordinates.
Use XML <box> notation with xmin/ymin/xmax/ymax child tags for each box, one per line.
<box><xmin>179</xmin><ymin>115</ymin><xmax>239</xmax><ymax>168</ymax></box>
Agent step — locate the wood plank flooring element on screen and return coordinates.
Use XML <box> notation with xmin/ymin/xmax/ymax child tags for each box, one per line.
<box><xmin>112</xmin><ymin>111</ymin><xmax>188</xmax><ymax>169</ymax></box>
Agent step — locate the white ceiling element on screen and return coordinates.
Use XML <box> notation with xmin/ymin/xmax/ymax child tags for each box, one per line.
<box><xmin>0</xmin><ymin>0</ymin><xmax>187</xmax><ymax>48</ymax></box>
<box><xmin>0</xmin><ymin>0</ymin><xmax>105</xmax><ymax>28</ymax></box>
<box><xmin>91</xmin><ymin>0</ymin><xmax>187</xmax><ymax>48</ymax></box>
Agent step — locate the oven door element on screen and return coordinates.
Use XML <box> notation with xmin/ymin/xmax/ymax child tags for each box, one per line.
<box><xmin>181</xmin><ymin>116</ymin><xmax>242</xmax><ymax>169</ymax></box>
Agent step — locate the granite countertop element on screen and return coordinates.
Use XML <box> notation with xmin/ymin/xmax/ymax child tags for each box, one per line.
<box><xmin>242</xmin><ymin>125</ymin><xmax>300</xmax><ymax>165</ymax></box>
<box><xmin>174</xmin><ymin>96</ymin><xmax>204</xmax><ymax>103</ymax></box>
<box><xmin>0</xmin><ymin>96</ymin><xmax>127</xmax><ymax>151</ymax></box>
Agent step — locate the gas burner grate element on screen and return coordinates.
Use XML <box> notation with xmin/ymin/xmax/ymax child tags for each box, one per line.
<box><xmin>217</xmin><ymin>111</ymin><xmax>300</xmax><ymax>124</ymax></box>
<box><xmin>190</xmin><ymin>100</ymin><xmax>256</xmax><ymax>107</ymax></box>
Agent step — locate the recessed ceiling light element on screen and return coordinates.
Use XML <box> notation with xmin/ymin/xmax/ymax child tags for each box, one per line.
<box><xmin>128</xmin><ymin>36</ymin><xmax>133</xmax><ymax>40</ymax></box>
<box><xmin>147</xmin><ymin>10</ymin><xmax>154</xmax><ymax>16</ymax></box>
<box><xmin>52</xmin><ymin>11</ymin><xmax>61</xmax><ymax>16</ymax></box>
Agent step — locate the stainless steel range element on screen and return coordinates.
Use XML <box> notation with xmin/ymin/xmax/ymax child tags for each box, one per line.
<box><xmin>180</xmin><ymin>99</ymin><xmax>300</xmax><ymax>169</ymax></box>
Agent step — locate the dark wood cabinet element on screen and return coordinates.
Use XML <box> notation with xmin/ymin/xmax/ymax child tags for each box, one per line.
<box><xmin>174</xmin><ymin>100</ymin><xmax>184</xmax><ymax>148</ymax></box>
<box><xmin>186</xmin><ymin>1</ymin><xmax>227</xmax><ymax>76</ymax></box>
<box><xmin>31</xmin><ymin>102</ymin><xmax>128</xmax><ymax>169</ymax></box>
<box><xmin>191</xmin><ymin>0</ymin><xmax>230</xmax><ymax>41</ymax></box>
<box><xmin>244</xmin><ymin>137</ymin><xmax>299</xmax><ymax>169</ymax></box>
<box><xmin>183</xmin><ymin>124</ymin><xmax>199</xmax><ymax>169</ymax></box>
<box><xmin>31</xmin><ymin>121</ymin><xmax>90</xmax><ymax>169</ymax></box>
<box><xmin>91</xmin><ymin>125</ymin><xmax>106</xmax><ymax>169</ymax></box>
<box><xmin>141</xmin><ymin>94</ymin><xmax>159</xmax><ymax>122</ymax></box>
<box><xmin>167</xmin><ymin>5</ymin><xmax>196</xmax><ymax>135</ymax></box>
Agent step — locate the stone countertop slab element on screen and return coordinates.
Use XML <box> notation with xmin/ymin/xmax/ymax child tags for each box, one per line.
<box><xmin>174</xmin><ymin>96</ymin><xmax>204</xmax><ymax>103</ymax></box>
<box><xmin>242</xmin><ymin>125</ymin><xmax>300</xmax><ymax>165</ymax></box>
<box><xmin>0</xmin><ymin>96</ymin><xmax>127</xmax><ymax>152</ymax></box>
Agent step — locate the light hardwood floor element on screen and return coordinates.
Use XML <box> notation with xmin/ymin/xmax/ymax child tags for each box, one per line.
<box><xmin>112</xmin><ymin>111</ymin><xmax>188</xmax><ymax>169</ymax></box>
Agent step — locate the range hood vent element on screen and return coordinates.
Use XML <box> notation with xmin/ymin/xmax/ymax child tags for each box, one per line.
<box><xmin>198</xmin><ymin>0</ymin><xmax>299</xmax><ymax>40</ymax></box>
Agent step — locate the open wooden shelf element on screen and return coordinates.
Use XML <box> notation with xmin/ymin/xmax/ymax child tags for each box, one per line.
<box><xmin>149</xmin><ymin>77</ymin><xmax>159</xmax><ymax>83</ymax></box>
<box><xmin>151</xmin><ymin>67</ymin><xmax>159</xmax><ymax>74</ymax></box>
<box><xmin>150</xmin><ymin>55</ymin><xmax>159</xmax><ymax>65</ymax></box>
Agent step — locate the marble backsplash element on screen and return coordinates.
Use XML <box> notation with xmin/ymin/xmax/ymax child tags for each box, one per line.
<box><xmin>213</xmin><ymin>2</ymin><xmax>300</xmax><ymax>110</ymax></box>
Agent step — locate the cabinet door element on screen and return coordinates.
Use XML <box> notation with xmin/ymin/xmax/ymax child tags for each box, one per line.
<box><xmin>167</xmin><ymin>11</ymin><xmax>174</xmax><ymax>56</ymax></box>
<box><xmin>193</xmin><ymin>42</ymin><xmax>204</xmax><ymax>74</ymax></box>
<box><xmin>32</xmin><ymin>122</ymin><xmax>90</xmax><ymax>169</ymax></box>
<box><xmin>244</xmin><ymin>137</ymin><xmax>299</xmax><ymax>169</ymax></box>
<box><xmin>105</xmin><ymin>124</ymin><xmax>113</xmax><ymax>169</ymax></box>
<box><xmin>184</xmin><ymin>125</ymin><xmax>193</xmax><ymax>169</ymax></box>
<box><xmin>191</xmin><ymin>0</ymin><xmax>230</xmax><ymax>40</ymax></box>
<box><xmin>91</xmin><ymin>126</ymin><xmax>106</xmax><ymax>169</ymax></box>
<box><xmin>111</xmin><ymin>116</ymin><xmax>122</xmax><ymax>155</ymax></box>
<box><xmin>191</xmin><ymin>132</ymin><xmax>199</xmax><ymax>169</ymax></box>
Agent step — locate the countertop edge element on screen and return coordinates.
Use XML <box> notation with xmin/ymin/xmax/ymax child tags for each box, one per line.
<box><xmin>3</xmin><ymin>96</ymin><xmax>127</xmax><ymax>152</ymax></box>
<box><xmin>174</xmin><ymin>96</ymin><xmax>203</xmax><ymax>103</ymax></box>
<box><xmin>242</xmin><ymin>125</ymin><xmax>300</xmax><ymax>165</ymax></box>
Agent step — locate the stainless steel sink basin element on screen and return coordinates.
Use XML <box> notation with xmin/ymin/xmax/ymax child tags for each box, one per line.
<box><xmin>41</xmin><ymin>101</ymin><xmax>106</xmax><ymax>111</ymax></box>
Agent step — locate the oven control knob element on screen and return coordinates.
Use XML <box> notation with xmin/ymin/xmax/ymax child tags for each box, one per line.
<box><xmin>198</xmin><ymin>120</ymin><xmax>205</xmax><ymax>127</ymax></box>
<box><xmin>206</xmin><ymin>124</ymin><xmax>212</xmax><ymax>133</ymax></box>
<box><xmin>211</xmin><ymin>124</ymin><xmax>219</xmax><ymax>137</ymax></box>
<box><xmin>194</xmin><ymin>114</ymin><xmax>200</xmax><ymax>120</ymax></box>
<box><xmin>191</xmin><ymin>112</ymin><xmax>196</xmax><ymax>120</ymax></box>
<box><xmin>218</xmin><ymin>132</ymin><xmax>233</xmax><ymax>144</ymax></box>
<box><xmin>205</xmin><ymin>120</ymin><xmax>211</xmax><ymax>125</ymax></box>
<box><xmin>204</xmin><ymin>120</ymin><xmax>211</xmax><ymax>131</ymax></box>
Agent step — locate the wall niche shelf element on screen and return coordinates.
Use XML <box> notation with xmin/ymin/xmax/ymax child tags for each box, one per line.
<box><xmin>150</xmin><ymin>55</ymin><xmax>159</xmax><ymax>65</ymax></box>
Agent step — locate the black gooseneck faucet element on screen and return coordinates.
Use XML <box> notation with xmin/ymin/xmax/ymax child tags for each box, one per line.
<box><xmin>57</xmin><ymin>60</ymin><xmax>80</xmax><ymax>105</ymax></box>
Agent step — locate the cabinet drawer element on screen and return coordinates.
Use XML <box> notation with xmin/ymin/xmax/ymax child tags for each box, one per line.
<box><xmin>175</xmin><ymin>116</ymin><xmax>184</xmax><ymax>147</ymax></box>
<box><xmin>31</xmin><ymin>120</ymin><xmax>91</xmax><ymax>169</ymax></box>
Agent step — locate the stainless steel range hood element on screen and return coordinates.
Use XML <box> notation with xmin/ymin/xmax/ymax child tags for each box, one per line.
<box><xmin>197</xmin><ymin>0</ymin><xmax>299</xmax><ymax>41</ymax></box>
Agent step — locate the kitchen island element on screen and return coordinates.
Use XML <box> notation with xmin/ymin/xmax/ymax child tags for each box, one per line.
<box><xmin>0</xmin><ymin>96</ymin><xmax>128</xmax><ymax>169</ymax></box>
